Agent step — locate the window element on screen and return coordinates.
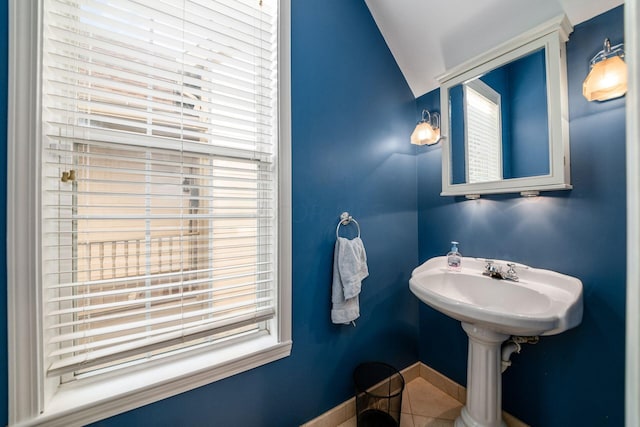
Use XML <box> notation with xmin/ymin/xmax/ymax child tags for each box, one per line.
<box><xmin>8</xmin><ymin>0</ymin><xmax>291</xmax><ymax>425</ymax></box>
<box><xmin>464</xmin><ymin>79</ymin><xmax>503</xmax><ymax>183</ymax></box>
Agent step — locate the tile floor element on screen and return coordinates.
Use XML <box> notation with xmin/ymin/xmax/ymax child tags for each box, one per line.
<box><xmin>337</xmin><ymin>376</ymin><xmax>463</xmax><ymax>427</ymax></box>
<box><xmin>336</xmin><ymin>376</ymin><xmax>526</xmax><ymax>427</ymax></box>
<box><xmin>302</xmin><ymin>363</ymin><xmax>527</xmax><ymax>427</ymax></box>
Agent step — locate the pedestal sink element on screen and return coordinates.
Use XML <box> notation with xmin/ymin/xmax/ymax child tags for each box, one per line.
<box><xmin>409</xmin><ymin>256</ymin><xmax>583</xmax><ymax>427</ymax></box>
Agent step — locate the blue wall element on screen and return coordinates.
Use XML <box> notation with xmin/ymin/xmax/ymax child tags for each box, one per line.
<box><xmin>0</xmin><ymin>1</ymin><xmax>419</xmax><ymax>426</ymax></box>
<box><xmin>507</xmin><ymin>49</ymin><xmax>549</xmax><ymax>178</ymax></box>
<box><xmin>416</xmin><ymin>6</ymin><xmax>625</xmax><ymax>426</ymax></box>
<box><xmin>2</xmin><ymin>2</ymin><xmax>628</xmax><ymax>426</ymax></box>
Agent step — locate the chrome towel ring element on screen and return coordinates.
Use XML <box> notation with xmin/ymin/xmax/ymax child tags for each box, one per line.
<box><xmin>336</xmin><ymin>211</ymin><xmax>361</xmax><ymax>239</ymax></box>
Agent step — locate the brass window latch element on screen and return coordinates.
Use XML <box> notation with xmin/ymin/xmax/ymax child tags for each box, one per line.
<box><xmin>61</xmin><ymin>169</ymin><xmax>76</xmax><ymax>182</ymax></box>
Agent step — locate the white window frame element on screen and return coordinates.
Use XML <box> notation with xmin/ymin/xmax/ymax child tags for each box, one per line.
<box><xmin>7</xmin><ymin>1</ymin><xmax>292</xmax><ymax>426</ymax></box>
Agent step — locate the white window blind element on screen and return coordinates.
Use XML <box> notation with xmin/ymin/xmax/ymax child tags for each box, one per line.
<box><xmin>41</xmin><ymin>0</ymin><xmax>279</xmax><ymax>378</ymax></box>
<box><xmin>464</xmin><ymin>79</ymin><xmax>502</xmax><ymax>184</ymax></box>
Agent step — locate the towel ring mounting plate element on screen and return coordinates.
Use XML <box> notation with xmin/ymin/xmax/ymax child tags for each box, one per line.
<box><xmin>336</xmin><ymin>211</ymin><xmax>361</xmax><ymax>239</ymax></box>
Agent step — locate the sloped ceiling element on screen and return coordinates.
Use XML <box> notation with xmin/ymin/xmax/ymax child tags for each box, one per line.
<box><xmin>365</xmin><ymin>0</ymin><xmax>624</xmax><ymax>97</ymax></box>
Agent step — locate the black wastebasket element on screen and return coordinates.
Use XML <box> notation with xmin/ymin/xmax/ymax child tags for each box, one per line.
<box><xmin>353</xmin><ymin>362</ymin><xmax>405</xmax><ymax>427</ymax></box>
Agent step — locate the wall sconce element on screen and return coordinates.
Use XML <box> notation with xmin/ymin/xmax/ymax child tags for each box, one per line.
<box><xmin>411</xmin><ymin>109</ymin><xmax>441</xmax><ymax>145</ymax></box>
<box><xmin>583</xmin><ymin>38</ymin><xmax>627</xmax><ymax>102</ymax></box>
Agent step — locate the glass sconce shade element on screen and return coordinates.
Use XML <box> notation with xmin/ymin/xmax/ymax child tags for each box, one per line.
<box><xmin>583</xmin><ymin>39</ymin><xmax>627</xmax><ymax>102</ymax></box>
<box><xmin>411</xmin><ymin>110</ymin><xmax>441</xmax><ymax>145</ymax></box>
<box><xmin>411</xmin><ymin>122</ymin><xmax>436</xmax><ymax>145</ymax></box>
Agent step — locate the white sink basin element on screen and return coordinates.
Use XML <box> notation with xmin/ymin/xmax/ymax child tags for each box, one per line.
<box><xmin>409</xmin><ymin>256</ymin><xmax>583</xmax><ymax>427</ymax></box>
<box><xmin>409</xmin><ymin>256</ymin><xmax>583</xmax><ymax>336</ymax></box>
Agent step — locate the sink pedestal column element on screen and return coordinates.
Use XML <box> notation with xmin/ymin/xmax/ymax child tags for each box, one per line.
<box><xmin>455</xmin><ymin>322</ymin><xmax>510</xmax><ymax>427</ymax></box>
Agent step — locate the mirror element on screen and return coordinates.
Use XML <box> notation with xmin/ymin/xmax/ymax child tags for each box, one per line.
<box><xmin>449</xmin><ymin>48</ymin><xmax>549</xmax><ymax>184</ymax></box>
<box><xmin>439</xmin><ymin>15</ymin><xmax>573</xmax><ymax>197</ymax></box>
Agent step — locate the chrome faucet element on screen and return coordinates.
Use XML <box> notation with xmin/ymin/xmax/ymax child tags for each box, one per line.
<box><xmin>483</xmin><ymin>260</ymin><xmax>519</xmax><ymax>282</ymax></box>
<box><xmin>483</xmin><ymin>260</ymin><xmax>502</xmax><ymax>278</ymax></box>
<box><xmin>504</xmin><ymin>263</ymin><xmax>519</xmax><ymax>281</ymax></box>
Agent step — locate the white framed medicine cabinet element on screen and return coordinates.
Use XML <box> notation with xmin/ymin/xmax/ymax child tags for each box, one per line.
<box><xmin>438</xmin><ymin>15</ymin><xmax>573</xmax><ymax>197</ymax></box>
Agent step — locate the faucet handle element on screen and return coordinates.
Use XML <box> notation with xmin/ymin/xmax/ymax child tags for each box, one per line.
<box><xmin>505</xmin><ymin>263</ymin><xmax>519</xmax><ymax>281</ymax></box>
<box><xmin>484</xmin><ymin>259</ymin><xmax>499</xmax><ymax>273</ymax></box>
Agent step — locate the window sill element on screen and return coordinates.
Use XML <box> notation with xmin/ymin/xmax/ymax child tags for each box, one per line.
<box><xmin>19</xmin><ymin>336</ymin><xmax>292</xmax><ymax>427</ymax></box>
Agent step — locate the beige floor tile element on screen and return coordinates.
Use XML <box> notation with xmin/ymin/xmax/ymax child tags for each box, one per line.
<box><xmin>419</xmin><ymin>364</ymin><xmax>460</xmax><ymax>401</ymax></box>
<box><xmin>304</xmin><ymin>368</ymin><xmax>528</xmax><ymax>427</ymax></box>
<box><xmin>341</xmin><ymin>414</ymin><xmax>410</xmax><ymax>427</ymax></box>
<box><xmin>336</xmin><ymin>416</ymin><xmax>357</xmax><ymax>427</ymax></box>
<box><xmin>400</xmin><ymin>413</ymin><xmax>415</xmax><ymax>427</ymax></box>
<box><xmin>336</xmin><ymin>406</ymin><xmax>524</xmax><ymax>427</ymax></box>
<box><xmin>401</xmin><ymin>388</ymin><xmax>412</xmax><ymax>414</ymax></box>
<box><xmin>412</xmin><ymin>415</ymin><xmax>455</xmax><ymax>427</ymax></box>
<box><xmin>406</xmin><ymin>378</ymin><xmax>463</xmax><ymax>420</ymax></box>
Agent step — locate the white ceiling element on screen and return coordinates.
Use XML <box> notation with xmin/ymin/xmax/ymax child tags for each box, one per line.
<box><xmin>365</xmin><ymin>0</ymin><xmax>624</xmax><ymax>97</ymax></box>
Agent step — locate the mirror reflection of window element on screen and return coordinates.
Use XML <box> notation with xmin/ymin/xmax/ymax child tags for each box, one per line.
<box><xmin>464</xmin><ymin>79</ymin><xmax>503</xmax><ymax>183</ymax></box>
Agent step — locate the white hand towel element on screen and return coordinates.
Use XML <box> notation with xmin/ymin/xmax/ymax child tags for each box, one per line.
<box><xmin>331</xmin><ymin>237</ymin><xmax>369</xmax><ymax>325</ymax></box>
<box><xmin>338</xmin><ymin>237</ymin><xmax>368</xmax><ymax>299</ymax></box>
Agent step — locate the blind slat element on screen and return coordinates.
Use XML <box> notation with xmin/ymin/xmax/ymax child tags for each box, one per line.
<box><xmin>47</xmin><ymin>3</ymin><xmax>273</xmax><ymax>62</ymax></box>
<box><xmin>47</xmin><ymin>307</ymin><xmax>275</xmax><ymax>377</ymax></box>
<box><xmin>49</xmin><ymin>295</ymin><xmax>274</xmax><ymax>343</ymax></box>
<box><xmin>47</xmin><ymin>280</ymin><xmax>274</xmax><ymax>317</ymax></box>
<box><xmin>48</xmin><ymin>270</ymin><xmax>273</xmax><ymax>301</ymax></box>
<box><xmin>42</xmin><ymin>0</ymin><xmax>278</xmax><ymax>377</ymax></box>
<box><xmin>49</xmin><ymin>300</ymin><xmax>274</xmax><ymax>357</ymax></box>
<box><xmin>44</xmin><ymin>128</ymin><xmax>274</xmax><ymax>159</ymax></box>
<box><xmin>46</xmin><ymin>3</ymin><xmax>274</xmax><ymax>70</ymax></box>
<box><xmin>47</xmin><ymin>275</ymin><xmax>273</xmax><ymax>316</ymax></box>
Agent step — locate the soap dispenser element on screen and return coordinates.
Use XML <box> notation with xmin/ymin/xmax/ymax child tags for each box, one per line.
<box><xmin>447</xmin><ymin>241</ymin><xmax>462</xmax><ymax>271</ymax></box>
